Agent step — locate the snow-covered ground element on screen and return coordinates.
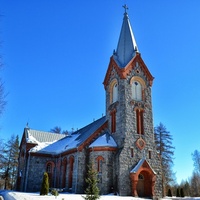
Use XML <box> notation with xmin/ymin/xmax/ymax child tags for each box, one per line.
<box><xmin>1</xmin><ymin>191</ymin><xmax>200</xmax><ymax>200</ymax></box>
<box><xmin>0</xmin><ymin>192</ymin><xmax>148</xmax><ymax>200</ymax></box>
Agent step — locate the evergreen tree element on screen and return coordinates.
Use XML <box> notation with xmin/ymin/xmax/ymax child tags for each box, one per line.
<box><xmin>190</xmin><ymin>171</ymin><xmax>200</xmax><ymax>197</ymax></box>
<box><xmin>50</xmin><ymin>126</ymin><xmax>69</xmax><ymax>135</ymax></box>
<box><xmin>192</xmin><ymin>150</ymin><xmax>200</xmax><ymax>173</ymax></box>
<box><xmin>40</xmin><ymin>172</ymin><xmax>49</xmax><ymax>195</ymax></box>
<box><xmin>83</xmin><ymin>162</ymin><xmax>100</xmax><ymax>200</ymax></box>
<box><xmin>176</xmin><ymin>188</ymin><xmax>180</xmax><ymax>197</ymax></box>
<box><xmin>0</xmin><ymin>135</ymin><xmax>19</xmax><ymax>189</ymax></box>
<box><xmin>154</xmin><ymin>123</ymin><xmax>175</xmax><ymax>193</ymax></box>
<box><xmin>167</xmin><ymin>188</ymin><xmax>172</xmax><ymax>197</ymax></box>
<box><xmin>180</xmin><ymin>188</ymin><xmax>184</xmax><ymax>197</ymax></box>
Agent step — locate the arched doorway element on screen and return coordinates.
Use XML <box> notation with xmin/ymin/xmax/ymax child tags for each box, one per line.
<box><xmin>137</xmin><ymin>174</ymin><xmax>144</xmax><ymax>197</ymax></box>
<box><xmin>130</xmin><ymin>159</ymin><xmax>156</xmax><ymax>198</ymax></box>
<box><xmin>137</xmin><ymin>171</ymin><xmax>152</xmax><ymax>197</ymax></box>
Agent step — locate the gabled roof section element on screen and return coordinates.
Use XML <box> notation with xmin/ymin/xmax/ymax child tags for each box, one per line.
<box><xmin>89</xmin><ymin>132</ymin><xmax>117</xmax><ymax>148</ymax></box>
<box><xmin>25</xmin><ymin>128</ymin><xmax>65</xmax><ymax>144</ymax></box>
<box><xmin>103</xmin><ymin>53</ymin><xmax>154</xmax><ymax>87</ymax></box>
<box><xmin>130</xmin><ymin>158</ymin><xmax>156</xmax><ymax>174</ymax></box>
<box><xmin>30</xmin><ymin>116</ymin><xmax>107</xmax><ymax>155</ymax></box>
<box><xmin>113</xmin><ymin>8</ymin><xmax>139</xmax><ymax>68</ymax></box>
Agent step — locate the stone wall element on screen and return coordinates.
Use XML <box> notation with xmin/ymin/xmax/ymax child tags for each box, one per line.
<box><xmin>105</xmin><ymin>60</ymin><xmax>163</xmax><ymax>198</ymax></box>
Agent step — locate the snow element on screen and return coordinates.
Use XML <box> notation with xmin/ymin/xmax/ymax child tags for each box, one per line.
<box><xmin>2</xmin><ymin>192</ymin><xmax>148</xmax><ymax>200</ymax></box>
<box><xmin>2</xmin><ymin>192</ymin><xmax>200</xmax><ymax>200</ymax></box>
<box><xmin>89</xmin><ymin>133</ymin><xmax>117</xmax><ymax>148</ymax></box>
<box><xmin>26</xmin><ymin>134</ymin><xmax>39</xmax><ymax>144</ymax></box>
<box><xmin>37</xmin><ymin>134</ymin><xmax>80</xmax><ymax>154</ymax></box>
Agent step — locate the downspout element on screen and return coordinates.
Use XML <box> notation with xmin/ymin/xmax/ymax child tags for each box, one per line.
<box><xmin>75</xmin><ymin>147</ymin><xmax>79</xmax><ymax>193</ymax></box>
<box><xmin>24</xmin><ymin>151</ymin><xmax>30</xmax><ymax>192</ymax></box>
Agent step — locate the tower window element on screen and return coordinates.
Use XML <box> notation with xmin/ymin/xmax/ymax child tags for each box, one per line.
<box><xmin>110</xmin><ymin>79</ymin><xmax>118</xmax><ymax>104</ymax></box>
<box><xmin>132</xmin><ymin>81</ymin><xmax>142</xmax><ymax>101</ymax></box>
<box><xmin>110</xmin><ymin>110</ymin><xmax>116</xmax><ymax>133</ymax></box>
<box><xmin>136</xmin><ymin>109</ymin><xmax>144</xmax><ymax>134</ymax></box>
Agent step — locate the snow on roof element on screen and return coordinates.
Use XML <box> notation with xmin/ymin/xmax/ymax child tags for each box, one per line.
<box><xmin>89</xmin><ymin>132</ymin><xmax>117</xmax><ymax>148</ymax></box>
<box><xmin>30</xmin><ymin>116</ymin><xmax>107</xmax><ymax>155</ymax></box>
<box><xmin>26</xmin><ymin>128</ymin><xmax>65</xmax><ymax>144</ymax></box>
<box><xmin>35</xmin><ymin>134</ymin><xmax>79</xmax><ymax>154</ymax></box>
<box><xmin>130</xmin><ymin>158</ymin><xmax>156</xmax><ymax>174</ymax></box>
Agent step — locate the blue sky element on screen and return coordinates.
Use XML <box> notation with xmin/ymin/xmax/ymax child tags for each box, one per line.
<box><xmin>1</xmin><ymin>1</ymin><xmax>200</xmax><ymax>184</ymax></box>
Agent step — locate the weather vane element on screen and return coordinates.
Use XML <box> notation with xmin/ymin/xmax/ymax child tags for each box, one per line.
<box><xmin>123</xmin><ymin>4</ymin><xmax>128</xmax><ymax>13</ymax></box>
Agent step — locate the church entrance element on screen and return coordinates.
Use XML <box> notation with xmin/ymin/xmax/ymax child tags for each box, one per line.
<box><xmin>136</xmin><ymin>171</ymin><xmax>152</xmax><ymax>197</ymax></box>
<box><xmin>130</xmin><ymin>159</ymin><xmax>156</xmax><ymax>198</ymax></box>
<box><xmin>137</xmin><ymin>174</ymin><xmax>144</xmax><ymax>197</ymax></box>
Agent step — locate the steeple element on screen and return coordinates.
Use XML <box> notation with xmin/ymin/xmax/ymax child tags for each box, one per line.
<box><xmin>113</xmin><ymin>5</ymin><xmax>139</xmax><ymax>68</ymax></box>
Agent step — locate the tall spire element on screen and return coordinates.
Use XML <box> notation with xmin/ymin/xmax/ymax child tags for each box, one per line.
<box><xmin>113</xmin><ymin>5</ymin><xmax>139</xmax><ymax>68</ymax></box>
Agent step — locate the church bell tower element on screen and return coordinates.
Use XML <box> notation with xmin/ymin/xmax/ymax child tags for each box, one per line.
<box><xmin>103</xmin><ymin>5</ymin><xmax>162</xmax><ymax>198</ymax></box>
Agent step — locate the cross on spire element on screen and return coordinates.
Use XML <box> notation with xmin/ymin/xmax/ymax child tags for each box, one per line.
<box><xmin>123</xmin><ymin>4</ymin><xmax>128</xmax><ymax>13</ymax></box>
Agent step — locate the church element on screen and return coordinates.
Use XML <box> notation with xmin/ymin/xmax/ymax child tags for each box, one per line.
<box><xmin>17</xmin><ymin>6</ymin><xmax>163</xmax><ymax>198</ymax></box>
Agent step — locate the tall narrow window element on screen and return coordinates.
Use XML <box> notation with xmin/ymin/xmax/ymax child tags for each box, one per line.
<box><xmin>62</xmin><ymin>158</ymin><xmax>67</xmax><ymax>188</ymax></box>
<box><xmin>68</xmin><ymin>156</ymin><xmax>74</xmax><ymax>189</ymax></box>
<box><xmin>96</xmin><ymin>156</ymin><xmax>104</xmax><ymax>183</ymax></box>
<box><xmin>136</xmin><ymin>109</ymin><xmax>144</xmax><ymax>134</ymax></box>
<box><xmin>96</xmin><ymin>156</ymin><xmax>104</xmax><ymax>173</ymax></box>
<box><xmin>149</xmin><ymin>151</ymin><xmax>152</xmax><ymax>159</ymax></box>
<box><xmin>132</xmin><ymin>81</ymin><xmax>142</xmax><ymax>101</ymax></box>
<box><xmin>130</xmin><ymin>148</ymin><xmax>134</xmax><ymax>158</ymax></box>
<box><xmin>110</xmin><ymin>110</ymin><xmax>116</xmax><ymax>133</ymax></box>
<box><xmin>110</xmin><ymin>80</ymin><xmax>118</xmax><ymax>104</ymax></box>
<box><xmin>46</xmin><ymin>162</ymin><xmax>54</xmax><ymax>187</ymax></box>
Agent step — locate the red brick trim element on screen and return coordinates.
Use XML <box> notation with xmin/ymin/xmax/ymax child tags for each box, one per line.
<box><xmin>103</xmin><ymin>53</ymin><xmax>154</xmax><ymax>87</ymax></box>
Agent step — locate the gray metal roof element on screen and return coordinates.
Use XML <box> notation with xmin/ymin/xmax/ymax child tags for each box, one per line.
<box><xmin>113</xmin><ymin>10</ymin><xmax>139</xmax><ymax>68</ymax></box>
<box><xmin>26</xmin><ymin>128</ymin><xmax>66</xmax><ymax>143</ymax></box>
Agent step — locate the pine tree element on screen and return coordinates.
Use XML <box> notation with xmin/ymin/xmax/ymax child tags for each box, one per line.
<box><xmin>167</xmin><ymin>188</ymin><xmax>172</xmax><ymax>197</ymax></box>
<box><xmin>154</xmin><ymin>123</ymin><xmax>175</xmax><ymax>193</ymax></box>
<box><xmin>176</xmin><ymin>188</ymin><xmax>180</xmax><ymax>197</ymax></box>
<box><xmin>0</xmin><ymin>135</ymin><xmax>19</xmax><ymax>190</ymax></box>
<box><xmin>180</xmin><ymin>188</ymin><xmax>184</xmax><ymax>197</ymax></box>
<box><xmin>40</xmin><ymin>172</ymin><xmax>49</xmax><ymax>195</ymax></box>
<box><xmin>83</xmin><ymin>162</ymin><xmax>100</xmax><ymax>200</ymax></box>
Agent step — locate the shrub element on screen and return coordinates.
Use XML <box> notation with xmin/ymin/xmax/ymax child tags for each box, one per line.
<box><xmin>51</xmin><ymin>189</ymin><xmax>59</xmax><ymax>196</ymax></box>
<box><xmin>40</xmin><ymin>172</ymin><xmax>49</xmax><ymax>195</ymax></box>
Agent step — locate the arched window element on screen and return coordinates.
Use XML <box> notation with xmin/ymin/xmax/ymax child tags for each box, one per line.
<box><xmin>46</xmin><ymin>162</ymin><xmax>55</xmax><ymax>187</ymax></box>
<box><xmin>138</xmin><ymin>174</ymin><xmax>144</xmax><ymax>180</ymax></box>
<box><xmin>96</xmin><ymin>156</ymin><xmax>104</xmax><ymax>183</ymax></box>
<box><xmin>61</xmin><ymin>158</ymin><xmax>67</xmax><ymax>188</ymax></box>
<box><xmin>132</xmin><ymin>81</ymin><xmax>142</xmax><ymax>101</ymax></box>
<box><xmin>130</xmin><ymin>77</ymin><xmax>146</xmax><ymax>101</ymax></box>
<box><xmin>113</xmin><ymin>83</ymin><xmax>118</xmax><ymax>103</ymax></box>
<box><xmin>96</xmin><ymin>156</ymin><xmax>104</xmax><ymax>173</ymax></box>
<box><xmin>68</xmin><ymin>156</ymin><xmax>74</xmax><ymax>189</ymax></box>
<box><xmin>110</xmin><ymin>79</ymin><xmax>118</xmax><ymax>104</ymax></box>
<box><xmin>136</xmin><ymin>109</ymin><xmax>144</xmax><ymax>134</ymax></box>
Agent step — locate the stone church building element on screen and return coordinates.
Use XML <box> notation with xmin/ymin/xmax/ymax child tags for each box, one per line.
<box><xmin>17</xmin><ymin>6</ymin><xmax>163</xmax><ymax>198</ymax></box>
